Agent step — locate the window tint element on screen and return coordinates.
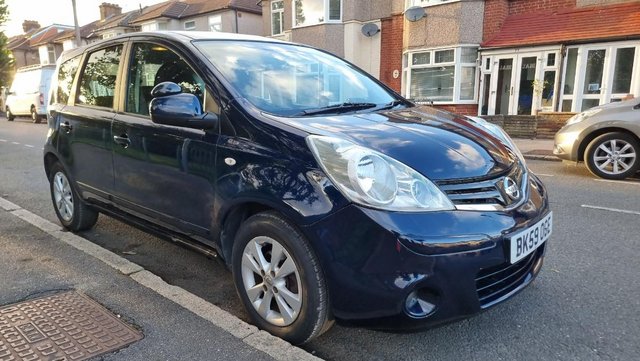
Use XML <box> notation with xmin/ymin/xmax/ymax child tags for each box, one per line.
<box><xmin>77</xmin><ymin>45</ymin><xmax>122</xmax><ymax>108</ymax></box>
<box><xmin>126</xmin><ymin>43</ymin><xmax>208</xmax><ymax>116</ymax></box>
<box><xmin>56</xmin><ymin>55</ymin><xmax>81</xmax><ymax>104</ymax></box>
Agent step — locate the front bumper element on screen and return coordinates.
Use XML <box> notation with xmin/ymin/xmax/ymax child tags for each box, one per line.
<box><xmin>553</xmin><ymin>128</ymin><xmax>581</xmax><ymax>161</ymax></box>
<box><xmin>301</xmin><ymin>174</ymin><xmax>550</xmax><ymax>330</ymax></box>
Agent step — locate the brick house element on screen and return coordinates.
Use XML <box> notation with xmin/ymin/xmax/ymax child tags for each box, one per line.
<box><xmin>7</xmin><ymin>21</ymin><xmax>73</xmax><ymax>67</ymax></box>
<box><xmin>260</xmin><ymin>0</ymin><xmax>486</xmax><ymax>115</ymax></box>
<box><xmin>129</xmin><ymin>0</ymin><xmax>262</xmax><ymax>35</ymax></box>
<box><xmin>479</xmin><ymin>0</ymin><xmax>640</xmax><ymax>116</ymax></box>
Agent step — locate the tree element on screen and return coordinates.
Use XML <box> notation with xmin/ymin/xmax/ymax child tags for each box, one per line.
<box><xmin>0</xmin><ymin>0</ymin><xmax>14</xmax><ymax>88</ymax></box>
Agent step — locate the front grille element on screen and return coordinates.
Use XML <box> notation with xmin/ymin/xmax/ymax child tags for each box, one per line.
<box><xmin>475</xmin><ymin>245</ymin><xmax>544</xmax><ymax>308</ymax></box>
<box><xmin>438</xmin><ymin>163</ymin><xmax>526</xmax><ymax>210</ymax></box>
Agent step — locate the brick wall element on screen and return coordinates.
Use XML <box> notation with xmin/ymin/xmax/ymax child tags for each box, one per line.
<box><xmin>483</xmin><ymin>0</ymin><xmax>509</xmax><ymax>42</ymax></box>
<box><xmin>482</xmin><ymin>113</ymin><xmax>575</xmax><ymax>139</ymax></box>
<box><xmin>380</xmin><ymin>14</ymin><xmax>404</xmax><ymax>93</ymax></box>
<box><xmin>483</xmin><ymin>0</ymin><xmax>576</xmax><ymax>42</ymax></box>
<box><xmin>433</xmin><ymin>104</ymin><xmax>479</xmax><ymax>116</ymax></box>
<box><xmin>508</xmin><ymin>0</ymin><xmax>575</xmax><ymax>15</ymax></box>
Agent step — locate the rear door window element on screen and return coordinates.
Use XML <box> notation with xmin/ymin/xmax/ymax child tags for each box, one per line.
<box><xmin>56</xmin><ymin>55</ymin><xmax>81</xmax><ymax>105</ymax></box>
<box><xmin>77</xmin><ymin>45</ymin><xmax>123</xmax><ymax>108</ymax></box>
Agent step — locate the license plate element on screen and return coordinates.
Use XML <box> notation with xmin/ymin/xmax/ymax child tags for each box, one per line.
<box><xmin>510</xmin><ymin>212</ymin><xmax>553</xmax><ymax>264</ymax></box>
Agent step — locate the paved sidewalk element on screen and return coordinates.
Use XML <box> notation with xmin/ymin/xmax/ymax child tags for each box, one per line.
<box><xmin>0</xmin><ymin>199</ymin><xmax>318</xmax><ymax>361</ymax></box>
<box><xmin>513</xmin><ymin>138</ymin><xmax>559</xmax><ymax>162</ymax></box>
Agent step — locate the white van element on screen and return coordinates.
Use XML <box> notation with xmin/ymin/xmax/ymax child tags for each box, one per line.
<box><xmin>5</xmin><ymin>65</ymin><xmax>55</xmax><ymax>123</ymax></box>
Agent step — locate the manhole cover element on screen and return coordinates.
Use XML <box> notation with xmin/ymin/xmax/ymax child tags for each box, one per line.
<box><xmin>0</xmin><ymin>291</ymin><xmax>143</xmax><ymax>360</ymax></box>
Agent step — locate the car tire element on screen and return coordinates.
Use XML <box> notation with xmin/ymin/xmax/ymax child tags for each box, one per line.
<box><xmin>6</xmin><ymin>108</ymin><xmax>14</xmax><ymax>121</ymax></box>
<box><xmin>31</xmin><ymin>108</ymin><xmax>42</xmax><ymax>124</ymax></box>
<box><xmin>232</xmin><ymin>211</ymin><xmax>332</xmax><ymax>344</ymax></box>
<box><xmin>49</xmin><ymin>162</ymin><xmax>99</xmax><ymax>231</ymax></box>
<box><xmin>585</xmin><ymin>132</ymin><xmax>639</xmax><ymax>180</ymax></box>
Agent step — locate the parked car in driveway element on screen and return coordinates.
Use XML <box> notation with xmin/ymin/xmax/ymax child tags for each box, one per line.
<box><xmin>5</xmin><ymin>64</ymin><xmax>55</xmax><ymax>123</ymax></box>
<box><xmin>43</xmin><ymin>31</ymin><xmax>552</xmax><ymax>344</ymax></box>
<box><xmin>554</xmin><ymin>98</ymin><xmax>640</xmax><ymax>179</ymax></box>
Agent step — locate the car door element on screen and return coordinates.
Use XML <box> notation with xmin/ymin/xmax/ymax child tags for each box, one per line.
<box><xmin>55</xmin><ymin>44</ymin><xmax>124</xmax><ymax>200</ymax></box>
<box><xmin>111</xmin><ymin>41</ymin><xmax>219</xmax><ymax>239</ymax></box>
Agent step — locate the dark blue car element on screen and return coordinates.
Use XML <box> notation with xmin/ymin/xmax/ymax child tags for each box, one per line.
<box><xmin>44</xmin><ymin>32</ymin><xmax>552</xmax><ymax>344</ymax></box>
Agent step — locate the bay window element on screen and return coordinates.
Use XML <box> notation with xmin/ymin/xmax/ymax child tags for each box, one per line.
<box><xmin>403</xmin><ymin>46</ymin><xmax>478</xmax><ymax>103</ymax></box>
<box><xmin>293</xmin><ymin>0</ymin><xmax>341</xmax><ymax>28</ymax></box>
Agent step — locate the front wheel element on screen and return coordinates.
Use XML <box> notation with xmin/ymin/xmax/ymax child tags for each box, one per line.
<box><xmin>232</xmin><ymin>211</ymin><xmax>332</xmax><ymax>344</ymax></box>
<box><xmin>49</xmin><ymin>162</ymin><xmax>99</xmax><ymax>231</ymax></box>
<box><xmin>6</xmin><ymin>108</ymin><xmax>14</xmax><ymax>121</ymax></box>
<box><xmin>585</xmin><ymin>132</ymin><xmax>639</xmax><ymax>180</ymax></box>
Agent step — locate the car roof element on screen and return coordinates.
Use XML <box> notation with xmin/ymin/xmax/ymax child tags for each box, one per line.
<box><xmin>58</xmin><ymin>31</ymin><xmax>288</xmax><ymax>62</ymax></box>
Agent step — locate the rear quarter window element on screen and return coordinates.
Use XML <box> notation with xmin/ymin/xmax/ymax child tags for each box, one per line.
<box><xmin>56</xmin><ymin>55</ymin><xmax>81</xmax><ymax>105</ymax></box>
<box><xmin>77</xmin><ymin>45</ymin><xmax>123</xmax><ymax>108</ymax></box>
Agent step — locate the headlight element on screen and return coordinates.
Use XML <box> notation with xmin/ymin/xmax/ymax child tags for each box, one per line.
<box><xmin>565</xmin><ymin>108</ymin><xmax>602</xmax><ymax>126</ymax></box>
<box><xmin>307</xmin><ymin>136</ymin><xmax>454</xmax><ymax>212</ymax></box>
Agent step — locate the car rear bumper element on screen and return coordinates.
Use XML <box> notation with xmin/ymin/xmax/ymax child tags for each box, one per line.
<box><xmin>301</xmin><ymin>174</ymin><xmax>550</xmax><ymax>330</ymax></box>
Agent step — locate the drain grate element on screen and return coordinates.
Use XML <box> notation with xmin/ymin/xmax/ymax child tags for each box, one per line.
<box><xmin>0</xmin><ymin>291</ymin><xmax>143</xmax><ymax>361</ymax></box>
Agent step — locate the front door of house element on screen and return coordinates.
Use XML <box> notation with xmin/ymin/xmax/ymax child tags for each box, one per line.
<box><xmin>489</xmin><ymin>54</ymin><xmax>539</xmax><ymax>115</ymax></box>
<box><xmin>483</xmin><ymin>48</ymin><xmax>561</xmax><ymax>116</ymax></box>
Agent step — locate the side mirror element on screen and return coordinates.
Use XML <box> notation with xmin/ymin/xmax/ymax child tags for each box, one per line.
<box><xmin>149</xmin><ymin>82</ymin><xmax>218</xmax><ymax>130</ymax></box>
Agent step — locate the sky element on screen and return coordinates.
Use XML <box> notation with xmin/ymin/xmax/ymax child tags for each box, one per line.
<box><xmin>1</xmin><ymin>0</ymin><xmax>166</xmax><ymax>37</ymax></box>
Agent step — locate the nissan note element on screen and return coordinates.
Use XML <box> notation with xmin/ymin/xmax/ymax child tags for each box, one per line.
<box><xmin>44</xmin><ymin>32</ymin><xmax>552</xmax><ymax>344</ymax></box>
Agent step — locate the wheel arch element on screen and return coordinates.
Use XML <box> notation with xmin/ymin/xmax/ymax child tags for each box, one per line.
<box><xmin>219</xmin><ymin>201</ymin><xmax>274</xmax><ymax>265</ymax></box>
<box><xmin>578</xmin><ymin>127</ymin><xmax>640</xmax><ymax>161</ymax></box>
<box><xmin>43</xmin><ymin>152</ymin><xmax>60</xmax><ymax>179</ymax></box>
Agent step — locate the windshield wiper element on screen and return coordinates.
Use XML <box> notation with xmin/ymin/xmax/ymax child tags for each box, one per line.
<box><xmin>296</xmin><ymin>102</ymin><xmax>378</xmax><ymax>116</ymax></box>
<box><xmin>376</xmin><ymin>99</ymin><xmax>406</xmax><ymax>111</ymax></box>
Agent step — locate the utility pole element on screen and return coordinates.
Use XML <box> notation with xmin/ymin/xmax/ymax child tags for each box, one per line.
<box><xmin>71</xmin><ymin>0</ymin><xmax>81</xmax><ymax>48</ymax></box>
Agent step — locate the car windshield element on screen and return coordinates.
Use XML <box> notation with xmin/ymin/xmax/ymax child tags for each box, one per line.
<box><xmin>194</xmin><ymin>40</ymin><xmax>399</xmax><ymax>116</ymax></box>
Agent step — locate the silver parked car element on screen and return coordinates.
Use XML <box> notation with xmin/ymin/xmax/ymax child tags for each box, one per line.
<box><xmin>554</xmin><ymin>98</ymin><xmax>640</xmax><ymax>179</ymax></box>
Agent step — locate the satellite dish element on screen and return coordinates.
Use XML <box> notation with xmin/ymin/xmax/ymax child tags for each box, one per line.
<box><xmin>405</xmin><ymin>6</ymin><xmax>426</xmax><ymax>22</ymax></box>
<box><xmin>361</xmin><ymin>23</ymin><xmax>380</xmax><ymax>37</ymax></box>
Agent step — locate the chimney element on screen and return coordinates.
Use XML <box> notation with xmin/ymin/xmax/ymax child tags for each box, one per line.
<box><xmin>99</xmin><ymin>2</ymin><xmax>122</xmax><ymax>21</ymax></box>
<box><xmin>22</xmin><ymin>20</ymin><xmax>40</xmax><ymax>33</ymax></box>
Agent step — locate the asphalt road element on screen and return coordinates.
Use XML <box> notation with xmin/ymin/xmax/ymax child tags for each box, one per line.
<box><xmin>1</xmin><ymin>116</ymin><xmax>640</xmax><ymax>360</ymax></box>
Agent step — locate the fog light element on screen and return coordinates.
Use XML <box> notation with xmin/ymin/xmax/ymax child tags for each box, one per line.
<box><xmin>553</xmin><ymin>144</ymin><xmax>564</xmax><ymax>154</ymax></box>
<box><xmin>404</xmin><ymin>289</ymin><xmax>437</xmax><ymax>318</ymax></box>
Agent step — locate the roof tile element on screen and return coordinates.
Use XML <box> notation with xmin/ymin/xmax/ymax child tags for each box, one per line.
<box><xmin>482</xmin><ymin>2</ymin><xmax>640</xmax><ymax>48</ymax></box>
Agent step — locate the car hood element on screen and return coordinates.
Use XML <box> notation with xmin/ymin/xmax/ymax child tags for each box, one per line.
<box><xmin>273</xmin><ymin>106</ymin><xmax>517</xmax><ymax>181</ymax></box>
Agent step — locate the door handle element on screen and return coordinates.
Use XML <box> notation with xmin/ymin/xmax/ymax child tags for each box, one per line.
<box><xmin>113</xmin><ymin>134</ymin><xmax>131</xmax><ymax>148</ymax></box>
<box><xmin>60</xmin><ymin>121</ymin><xmax>72</xmax><ymax>133</ymax></box>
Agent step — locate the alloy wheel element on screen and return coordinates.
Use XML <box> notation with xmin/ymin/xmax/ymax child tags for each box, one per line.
<box><xmin>592</xmin><ymin>139</ymin><xmax>637</xmax><ymax>175</ymax></box>
<box><xmin>53</xmin><ymin>171</ymin><xmax>74</xmax><ymax>222</ymax></box>
<box><xmin>240</xmin><ymin>236</ymin><xmax>302</xmax><ymax>327</ymax></box>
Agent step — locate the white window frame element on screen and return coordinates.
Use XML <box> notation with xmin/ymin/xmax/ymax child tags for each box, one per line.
<box><xmin>271</xmin><ymin>1</ymin><xmax>285</xmax><ymax>35</ymax></box>
<box><xmin>559</xmin><ymin>40</ymin><xmax>640</xmax><ymax>113</ymax></box>
<box><xmin>405</xmin><ymin>0</ymin><xmax>460</xmax><ymax>9</ymax></box>
<box><xmin>209</xmin><ymin>15</ymin><xmax>222</xmax><ymax>32</ymax></box>
<box><xmin>292</xmin><ymin>0</ymin><xmax>342</xmax><ymax>29</ymax></box>
<box><xmin>141</xmin><ymin>21</ymin><xmax>166</xmax><ymax>32</ymax></box>
<box><xmin>403</xmin><ymin>45</ymin><xmax>479</xmax><ymax>104</ymax></box>
<box><xmin>184</xmin><ymin>20</ymin><xmax>196</xmax><ymax>31</ymax></box>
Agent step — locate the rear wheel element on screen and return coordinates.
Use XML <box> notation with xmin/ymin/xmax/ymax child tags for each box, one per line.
<box><xmin>6</xmin><ymin>108</ymin><xmax>14</xmax><ymax>121</ymax></box>
<box><xmin>232</xmin><ymin>211</ymin><xmax>332</xmax><ymax>344</ymax></box>
<box><xmin>49</xmin><ymin>162</ymin><xmax>99</xmax><ymax>231</ymax></box>
<box><xmin>31</xmin><ymin>107</ymin><xmax>42</xmax><ymax>123</ymax></box>
<box><xmin>585</xmin><ymin>132</ymin><xmax>639</xmax><ymax>180</ymax></box>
